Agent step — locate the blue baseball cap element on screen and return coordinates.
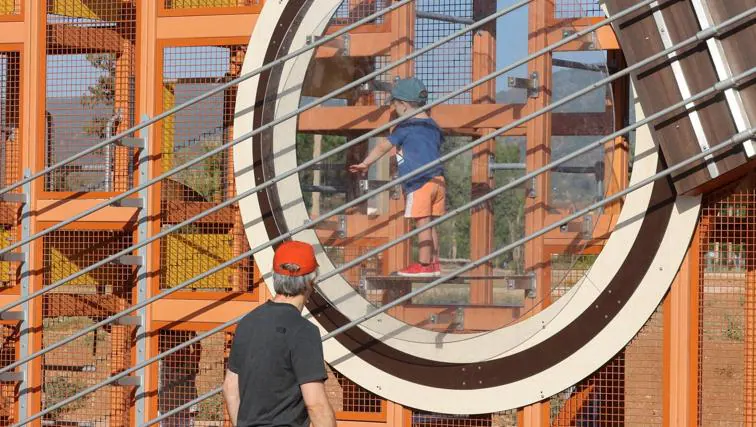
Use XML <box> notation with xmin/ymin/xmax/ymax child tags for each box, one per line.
<box><xmin>390</xmin><ymin>77</ymin><xmax>429</xmax><ymax>105</ymax></box>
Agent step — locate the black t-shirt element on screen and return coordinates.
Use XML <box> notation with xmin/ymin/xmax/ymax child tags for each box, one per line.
<box><xmin>228</xmin><ymin>300</ymin><xmax>328</xmax><ymax>427</ymax></box>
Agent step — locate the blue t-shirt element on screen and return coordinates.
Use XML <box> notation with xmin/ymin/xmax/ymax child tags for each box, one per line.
<box><xmin>388</xmin><ymin>118</ymin><xmax>444</xmax><ymax>193</ymax></box>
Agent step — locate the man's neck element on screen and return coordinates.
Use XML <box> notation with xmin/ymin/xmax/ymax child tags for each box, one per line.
<box><xmin>272</xmin><ymin>294</ymin><xmax>305</xmax><ymax>312</ymax></box>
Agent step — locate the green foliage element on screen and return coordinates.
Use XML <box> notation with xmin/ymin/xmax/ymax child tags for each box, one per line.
<box><xmin>723</xmin><ymin>314</ymin><xmax>744</xmax><ymax>342</ymax></box>
<box><xmin>296</xmin><ymin>133</ymin><xmax>349</xmax><ymax>212</ymax></box>
<box><xmin>81</xmin><ymin>53</ymin><xmax>117</xmax><ymax>138</ymax></box>
<box><xmin>437</xmin><ymin>137</ymin><xmax>471</xmax><ymax>260</ymax></box>
<box><xmin>44</xmin><ymin>376</ymin><xmax>87</xmax><ymax>418</ymax></box>
<box><xmin>492</xmin><ymin>138</ymin><xmax>526</xmax><ymax>271</ymax></box>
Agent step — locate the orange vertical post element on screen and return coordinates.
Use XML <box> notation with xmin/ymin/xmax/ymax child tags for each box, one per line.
<box><xmin>520</xmin><ymin>0</ymin><xmax>553</xmax><ymax>425</ymax></box>
<box><xmin>21</xmin><ymin>1</ymin><xmax>47</xmax><ymax>425</ymax></box>
<box><xmin>663</xmin><ymin>225</ymin><xmax>699</xmax><ymax>427</ymax></box>
<box><xmin>469</xmin><ymin>0</ymin><xmax>496</xmax><ymax>307</ymax></box>
<box><xmin>113</xmin><ymin>33</ymin><xmax>134</xmax><ymax>192</ymax></box>
<box><xmin>746</xmin><ymin>196</ymin><xmax>756</xmax><ymax>426</ymax></box>
<box><xmin>605</xmin><ymin>50</ymin><xmax>628</xmax><ymax>216</ymax></box>
<box><xmin>137</xmin><ymin>0</ymin><xmax>160</xmax><ymax>421</ymax></box>
<box><xmin>385</xmin><ymin>1</ymin><xmax>415</xmax><ymax>273</ymax></box>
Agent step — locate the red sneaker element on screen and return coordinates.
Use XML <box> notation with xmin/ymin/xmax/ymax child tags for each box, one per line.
<box><xmin>397</xmin><ymin>263</ymin><xmax>441</xmax><ymax>277</ymax></box>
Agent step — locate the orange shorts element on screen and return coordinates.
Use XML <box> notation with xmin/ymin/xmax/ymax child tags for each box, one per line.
<box><xmin>405</xmin><ymin>176</ymin><xmax>447</xmax><ymax>219</ymax></box>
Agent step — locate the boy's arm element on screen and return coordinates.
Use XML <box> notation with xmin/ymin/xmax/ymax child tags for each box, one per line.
<box><xmin>348</xmin><ymin>139</ymin><xmax>394</xmax><ymax>174</ymax></box>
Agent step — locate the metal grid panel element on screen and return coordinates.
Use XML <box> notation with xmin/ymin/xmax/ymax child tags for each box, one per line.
<box><xmin>158</xmin><ymin>329</ymin><xmax>231</xmax><ymax>424</ymax></box>
<box><xmin>160</xmin><ymin>44</ymin><xmax>258</xmax><ymax>293</ymax></box>
<box><xmin>554</xmin><ymin>0</ymin><xmax>603</xmax><ymax>18</ymax></box>
<box><xmin>332</xmin><ymin>0</ymin><xmax>387</xmax><ymax>25</ymax></box>
<box><xmin>0</xmin><ymin>50</ymin><xmax>21</xmax><ymax>290</ymax></box>
<box><xmin>0</xmin><ymin>1</ymin><xmax>20</xmax><ymax>15</ymax></box>
<box><xmin>550</xmin><ymin>254</ymin><xmax>597</xmax><ymax>300</ymax></box>
<box><xmin>698</xmin><ymin>180</ymin><xmax>755</xmax><ymax>425</ymax></box>
<box><xmin>41</xmin><ymin>229</ymin><xmax>135</xmax><ymax>426</ymax></box>
<box><xmin>550</xmin><ymin>303</ymin><xmax>664</xmax><ymax>425</ymax></box>
<box><xmin>410</xmin><ymin>410</ymin><xmax>518</xmax><ymax>427</ymax></box>
<box><xmin>0</xmin><ymin>324</ymin><xmax>19</xmax><ymax>424</ymax></box>
<box><xmin>325</xmin><ymin>365</ymin><xmax>385</xmax><ymax>415</ymax></box>
<box><xmin>164</xmin><ymin>0</ymin><xmax>262</xmax><ymax>9</ymax></box>
<box><xmin>415</xmin><ymin>0</ymin><xmax>473</xmax><ymax>105</ymax></box>
<box><xmin>324</xmin><ymin>245</ymin><xmax>384</xmax><ymax>305</ymax></box>
<box><xmin>45</xmin><ymin>0</ymin><xmax>137</xmax><ymax>192</ymax></box>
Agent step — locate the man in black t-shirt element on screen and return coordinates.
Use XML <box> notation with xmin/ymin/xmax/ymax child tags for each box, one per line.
<box><xmin>222</xmin><ymin>241</ymin><xmax>336</xmax><ymax>427</ymax></box>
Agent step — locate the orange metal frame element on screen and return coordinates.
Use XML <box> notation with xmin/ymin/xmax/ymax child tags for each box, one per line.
<box><xmin>157</xmin><ymin>1</ymin><xmax>265</xmax><ymax>17</ymax></box>
<box><xmin>0</xmin><ymin>0</ymin><xmax>22</xmax><ymax>23</ymax></box>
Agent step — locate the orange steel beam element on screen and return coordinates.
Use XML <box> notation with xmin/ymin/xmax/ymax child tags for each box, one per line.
<box><xmin>35</xmin><ymin>199</ymin><xmax>139</xmax><ymax>224</ymax></box>
<box><xmin>545</xmin><ymin>18</ymin><xmax>619</xmax><ymax>51</ymax></box>
<box><xmin>747</xmin><ymin>200</ymin><xmax>756</xmax><ymax>426</ymax></box>
<box><xmin>46</xmin><ymin>24</ymin><xmax>124</xmax><ymax>53</ymax></box>
<box><xmin>156</xmin><ymin>13</ymin><xmax>259</xmax><ymax>40</ymax></box>
<box><xmin>468</xmin><ymin>0</ymin><xmax>497</xmax><ymax>306</ymax></box>
<box><xmin>157</xmin><ymin>3</ymin><xmax>264</xmax><ymax>17</ymax></box>
<box><xmin>0</xmin><ymin>21</ymin><xmax>23</xmax><ymax>44</ymax></box>
<box><xmin>23</xmin><ymin>1</ymin><xmax>46</xmax><ymax>423</ymax></box>
<box><xmin>298</xmin><ymin>105</ymin><xmax>611</xmax><ymax>136</ymax></box>
<box><xmin>138</xmin><ymin>0</ymin><xmax>160</xmax><ymax>421</ymax></box>
<box><xmin>663</xmin><ymin>227</ymin><xmax>699</xmax><ymax>427</ymax></box>
<box><xmin>521</xmin><ymin>0</ymin><xmax>553</xmax><ymax>425</ymax></box>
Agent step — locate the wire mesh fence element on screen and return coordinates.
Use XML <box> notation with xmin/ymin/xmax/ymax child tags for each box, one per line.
<box><xmin>163</xmin><ymin>0</ymin><xmax>263</xmax><ymax>10</ymax></box>
<box><xmin>0</xmin><ymin>323</ymin><xmax>19</xmax><ymax>425</ymax></box>
<box><xmin>415</xmin><ymin>0</ymin><xmax>473</xmax><ymax>105</ymax></box>
<box><xmin>698</xmin><ymin>177</ymin><xmax>756</xmax><ymax>425</ymax></box>
<box><xmin>332</xmin><ymin>0</ymin><xmax>388</xmax><ymax>25</ymax></box>
<box><xmin>325</xmin><ymin>365</ymin><xmax>386</xmax><ymax>418</ymax></box>
<box><xmin>40</xmin><ymin>229</ymin><xmax>136</xmax><ymax>426</ymax></box>
<box><xmin>0</xmin><ymin>50</ymin><xmax>21</xmax><ymax>290</ymax></box>
<box><xmin>159</xmin><ymin>43</ymin><xmax>259</xmax><ymax>293</ymax></box>
<box><xmin>0</xmin><ymin>1</ymin><xmax>19</xmax><ymax>16</ymax></box>
<box><xmin>549</xmin><ymin>302</ymin><xmax>664</xmax><ymax>425</ymax></box>
<box><xmin>410</xmin><ymin>410</ymin><xmax>518</xmax><ymax>427</ymax></box>
<box><xmin>554</xmin><ymin>0</ymin><xmax>603</xmax><ymax>19</ymax></box>
<box><xmin>158</xmin><ymin>328</ymin><xmax>231</xmax><ymax>425</ymax></box>
<box><xmin>45</xmin><ymin>0</ymin><xmax>137</xmax><ymax>193</ymax></box>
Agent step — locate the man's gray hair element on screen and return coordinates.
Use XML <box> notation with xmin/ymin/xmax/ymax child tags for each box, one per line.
<box><xmin>272</xmin><ymin>270</ymin><xmax>318</xmax><ymax>297</ymax></box>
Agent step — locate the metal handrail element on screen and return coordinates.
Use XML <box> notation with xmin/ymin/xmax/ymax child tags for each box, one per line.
<box><xmin>1</xmin><ymin>4</ymin><xmax>751</xmax><ymax>380</ymax></box>
<box><xmin>0</xmin><ymin>0</ymin><xmax>532</xmax><ymax>260</ymax></box>
<box><xmin>7</xmin><ymin>60</ymin><xmax>750</xmax><ymax>378</ymax></box>
<box><xmin>12</xmin><ymin>34</ymin><xmax>756</xmax><ymax>426</ymax></box>
<box><xmin>28</xmin><ymin>123</ymin><xmax>755</xmax><ymax>427</ymax></box>
<box><xmin>0</xmin><ymin>0</ymin><xmax>661</xmax><ymax>315</ymax></box>
<box><xmin>0</xmin><ymin>0</ymin><xmax>416</xmax><ymax>198</ymax></box>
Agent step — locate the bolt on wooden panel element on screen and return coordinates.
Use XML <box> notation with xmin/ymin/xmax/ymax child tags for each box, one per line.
<box><xmin>45</xmin><ymin>0</ymin><xmax>137</xmax><ymax>192</ymax></box>
<box><xmin>40</xmin><ymin>229</ymin><xmax>136</xmax><ymax>426</ymax></box>
<box><xmin>698</xmin><ymin>178</ymin><xmax>756</xmax><ymax>425</ymax></box>
<box><xmin>159</xmin><ymin>44</ymin><xmax>258</xmax><ymax>293</ymax></box>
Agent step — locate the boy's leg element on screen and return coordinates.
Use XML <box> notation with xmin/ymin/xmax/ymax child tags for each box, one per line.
<box><xmin>415</xmin><ymin>216</ymin><xmax>433</xmax><ymax>265</ymax></box>
<box><xmin>430</xmin><ymin>217</ymin><xmax>440</xmax><ymax>264</ymax></box>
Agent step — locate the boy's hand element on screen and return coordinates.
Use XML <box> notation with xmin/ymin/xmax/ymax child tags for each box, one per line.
<box><xmin>348</xmin><ymin>162</ymin><xmax>369</xmax><ymax>176</ymax></box>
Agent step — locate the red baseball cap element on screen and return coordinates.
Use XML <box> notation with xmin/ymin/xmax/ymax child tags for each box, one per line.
<box><xmin>273</xmin><ymin>241</ymin><xmax>319</xmax><ymax>277</ymax></box>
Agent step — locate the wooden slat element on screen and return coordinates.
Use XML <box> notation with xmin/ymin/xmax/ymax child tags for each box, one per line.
<box><xmin>661</xmin><ymin>0</ymin><xmax>746</xmax><ymax>175</ymax></box>
<box><xmin>707</xmin><ymin>0</ymin><xmax>756</xmax><ymax>128</ymax></box>
<box><xmin>604</xmin><ymin>0</ymin><xmax>740</xmax><ymax>195</ymax></box>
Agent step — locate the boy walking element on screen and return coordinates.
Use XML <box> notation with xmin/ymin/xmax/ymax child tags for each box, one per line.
<box><xmin>349</xmin><ymin>77</ymin><xmax>445</xmax><ymax>277</ymax></box>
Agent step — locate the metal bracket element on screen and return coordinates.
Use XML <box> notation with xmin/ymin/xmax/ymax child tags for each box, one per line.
<box><xmin>117</xmin><ymin>137</ymin><xmax>145</xmax><ymax>149</ymax></box>
<box><xmin>306</xmin><ymin>33</ymin><xmax>350</xmax><ymax>55</ymax></box>
<box><xmin>115</xmin><ymin>376</ymin><xmax>142</xmax><ymax>387</ymax></box>
<box><xmin>114</xmin><ymin>316</ymin><xmax>142</xmax><ymax>326</ymax></box>
<box><xmin>0</xmin><ymin>311</ymin><xmax>24</xmax><ymax>321</ymax></box>
<box><xmin>338</xmin><ymin>215</ymin><xmax>347</xmax><ymax>239</ymax></box>
<box><xmin>0</xmin><ymin>252</ymin><xmax>24</xmax><ymax>263</ymax></box>
<box><xmin>114</xmin><ymin>255</ymin><xmax>143</xmax><ymax>266</ymax></box>
<box><xmin>526</xmin><ymin>273</ymin><xmax>537</xmax><ymax>299</ymax></box>
<box><xmin>0</xmin><ymin>372</ymin><xmax>24</xmax><ymax>382</ymax></box>
<box><xmin>113</xmin><ymin>198</ymin><xmax>144</xmax><ymax>208</ymax></box>
<box><xmin>508</xmin><ymin>72</ymin><xmax>540</xmax><ymax>98</ymax></box>
<box><xmin>0</xmin><ymin>193</ymin><xmax>26</xmax><ymax>203</ymax></box>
